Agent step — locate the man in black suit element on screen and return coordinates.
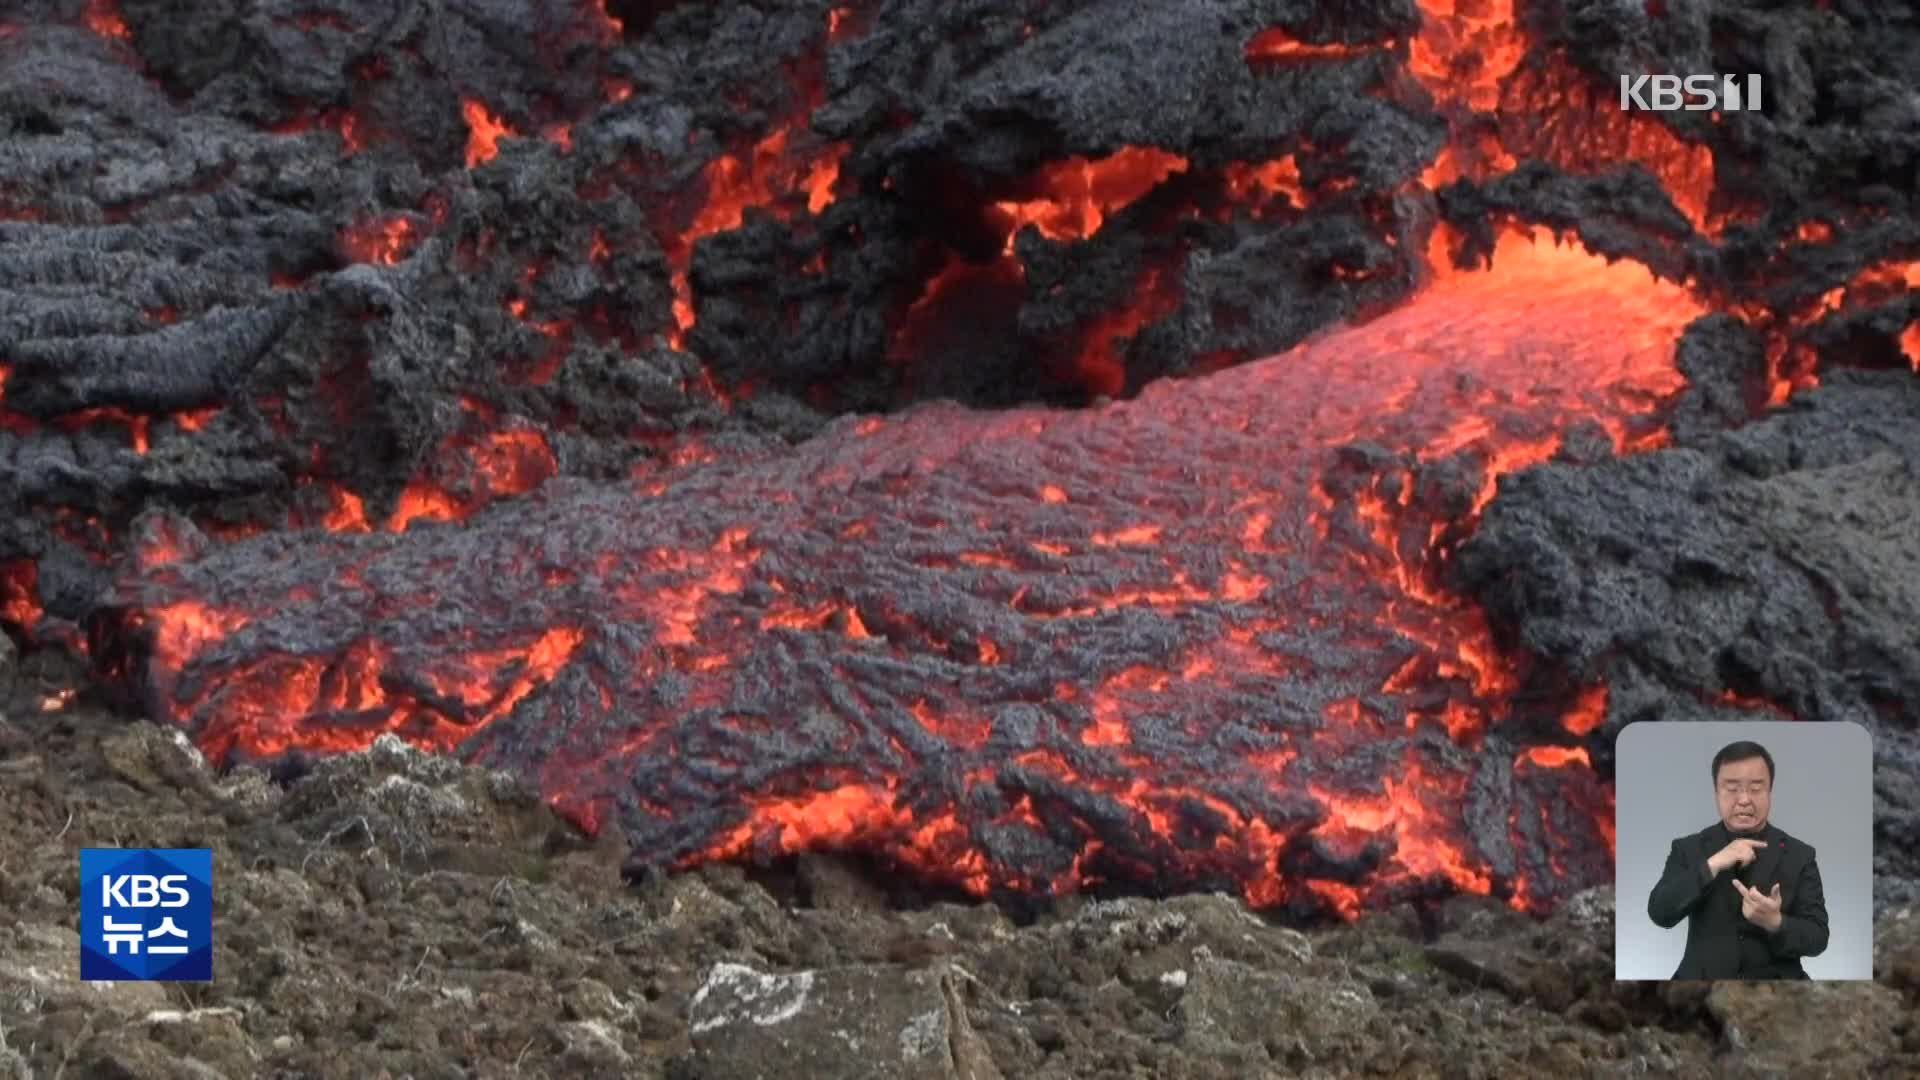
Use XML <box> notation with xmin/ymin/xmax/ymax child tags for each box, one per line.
<box><xmin>1646</xmin><ymin>739</ymin><xmax>1829</xmax><ymax>979</ymax></box>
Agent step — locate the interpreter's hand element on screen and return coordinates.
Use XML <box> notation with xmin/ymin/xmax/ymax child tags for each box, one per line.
<box><xmin>1733</xmin><ymin>880</ymin><xmax>1785</xmax><ymax>932</ymax></box>
<box><xmin>1707</xmin><ymin>837</ymin><xmax>1767</xmax><ymax>876</ymax></box>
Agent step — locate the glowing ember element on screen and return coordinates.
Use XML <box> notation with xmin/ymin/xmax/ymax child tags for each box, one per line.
<box><xmin>122</xmin><ymin>230</ymin><xmax>1691</xmax><ymax>915</ymax></box>
<box><xmin>463</xmin><ymin>98</ymin><xmax>514</xmax><ymax>168</ymax></box>
<box><xmin>1</xmin><ymin>559</ymin><xmax>39</xmax><ymax>631</ymax></box>
<box><xmin>174</xmin><ymin>408</ymin><xmax>219</xmax><ymax>432</ymax></box>
<box><xmin>1071</xmin><ymin>264</ymin><xmax>1181</xmax><ymax>397</ymax></box>
<box><xmin>827</xmin><ymin>6</ymin><xmax>855</xmax><ymax>41</ymax></box>
<box><xmin>1561</xmin><ymin>685</ymin><xmax>1607</xmax><ymax>735</ymax></box>
<box><xmin>686</xmin><ymin>129</ymin><xmax>845</xmax><ymax>240</ymax></box>
<box><xmin>1713</xmin><ymin>690</ymin><xmax>1797</xmax><ymax>719</ymax></box>
<box><xmin>339</xmin><ymin>215</ymin><xmax>418</xmax><ymax>265</ymax></box>
<box><xmin>592</xmin><ymin>1</ymin><xmax>624</xmax><ymax>36</ymax></box>
<box><xmin>1411</xmin><ymin>0</ymin><xmax>1525</xmax><ymax>115</ymax></box>
<box><xmin>270</xmin><ymin>107</ymin><xmax>367</xmax><ymax>153</ymax></box>
<box><xmin>1409</xmin><ymin>3</ymin><xmax>1716</xmax><ymax>234</ymax></box>
<box><xmin>83</xmin><ymin>0</ymin><xmax>129</xmax><ymax>40</ymax></box>
<box><xmin>1245</xmin><ymin>27</ymin><xmax>1384</xmax><ymax>64</ymax></box>
<box><xmin>991</xmin><ymin>147</ymin><xmax>1187</xmax><ymax>252</ymax></box>
<box><xmin>388</xmin><ymin>429</ymin><xmax>559</xmax><ymax>532</ymax></box>
<box><xmin>1221</xmin><ymin>157</ymin><xmax>1305</xmax><ymax>215</ymax></box>
<box><xmin>664</xmin><ymin>127</ymin><xmax>849</xmax><ymax>346</ymax></box>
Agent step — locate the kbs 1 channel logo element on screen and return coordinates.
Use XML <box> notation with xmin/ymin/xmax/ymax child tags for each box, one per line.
<box><xmin>80</xmin><ymin>849</ymin><xmax>213</xmax><ymax>982</ymax></box>
<box><xmin>1619</xmin><ymin>73</ymin><xmax>1763</xmax><ymax>113</ymax></box>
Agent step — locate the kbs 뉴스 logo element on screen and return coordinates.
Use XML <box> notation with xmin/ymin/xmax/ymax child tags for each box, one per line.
<box><xmin>79</xmin><ymin>848</ymin><xmax>213</xmax><ymax>981</ymax></box>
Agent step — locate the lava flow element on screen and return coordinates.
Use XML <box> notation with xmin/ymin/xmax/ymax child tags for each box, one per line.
<box><xmin>7</xmin><ymin>0</ymin><xmax>1917</xmax><ymax>926</ymax></box>
<box><xmin>114</xmin><ymin>226</ymin><xmax>1695</xmax><ymax>916</ymax></box>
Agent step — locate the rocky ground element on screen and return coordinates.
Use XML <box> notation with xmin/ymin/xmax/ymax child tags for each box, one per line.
<box><xmin>3</xmin><ymin>646</ymin><xmax>1919</xmax><ymax>1080</ymax></box>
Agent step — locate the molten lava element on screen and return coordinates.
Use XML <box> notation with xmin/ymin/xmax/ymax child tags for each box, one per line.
<box><xmin>990</xmin><ymin>148</ymin><xmax>1187</xmax><ymax>253</ymax></box>
<box><xmin>120</xmin><ymin>228</ymin><xmax>1695</xmax><ymax>915</ymax></box>
<box><xmin>1410</xmin><ymin>2</ymin><xmax>1716</xmax><ymax>234</ymax></box>
<box><xmin>662</xmin><ymin>126</ymin><xmax>848</xmax><ymax>346</ymax></box>
<box><xmin>339</xmin><ymin>215</ymin><xmax>419</xmax><ymax>265</ymax></box>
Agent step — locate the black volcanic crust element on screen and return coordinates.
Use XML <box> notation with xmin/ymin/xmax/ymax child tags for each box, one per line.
<box><xmin>1457</xmin><ymin>360</ymin><xmax>1920</xmax><ymax>907</ymax></box>
<box><xmin>2</xmin><ymin>0</ymin><xmax>1918</xmax><ymax>630</ymax></box>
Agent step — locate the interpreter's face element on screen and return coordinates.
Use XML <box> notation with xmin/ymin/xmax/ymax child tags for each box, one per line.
<box><xmin>1715</xmin><ymin>756</ymin><xmax>1772</xmax><ymax>833</ymax></box>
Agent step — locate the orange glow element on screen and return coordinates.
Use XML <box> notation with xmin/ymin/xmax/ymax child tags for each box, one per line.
<box><xmin>991</xmin><ymin>147</ymin><xmax>1186</xmax><ymax>252</ymax></box>
<box><xmin>592</xmin><ymin>1</ymin><xmax>623</xmax><ymax>36</ymax></box>
<box><xmin>149</xmin><ymin>601</ymin><xmax>252</xmax><ymax>674</ymax></box>
<box><xmin>1245</xmin><ymin>27</ymin><xmax>1381</xmax><ymax>64</ymax></box>
<box><xmin>1562</xmin><ymin>684</ymin><xmax>1608</xmax><ymax>735</ymax></box>
<box><xmin>1092</xmin><ymin>524</ymin><xmax>1162</xmax><ymax>546</ymax></box>
<box><xmin>687</xmin><ymin>130</ymin><xmax>847</xmax><ymax>240</ymax></box>
<box><xmin>1221</xmin><ymin>157</ymin><xmax>1305</xmax><ymax>213</ymax></box>
<box><xmin>84</xmin><ymin>0</ymin><xmax>129</xmax><ymax>40</ymax></box>
<box><xmin>827</xmin><ymin>6</ymin><xmax>854</xmax><ymax>41</ymax></box>
<box><xmin>174</xmin><ymin>408</ymin><xmax>219</xmax><ymax>432</ymax></box>
<box><xmin>384</xmin><ymin>428</ymin><xmax>558</xmax><ymax>532</ymax></box>
<box><xmin>1714</xmin><ymin>689</ymin><xmax>1796</xmax><ymax>718</ymax></box>
<box><xmin>663</xmin><ymin>128</ymin><xmax>849</xmax><ymax>346</ymax></box>
<box><xmin>1409</xmin><ymin>4</ymin><xmax>1717</xmax><ymax>234</ymax></box>
<box><xmin>463</xmin><ymin>98</ymin><xmax>513</xmax><ymax>168</ymax></box>
<box><xmin>1071</xmin><ymin>264</ymin><xmax>1182</xmax><ymax>397</ymax></box>
<box><xmin>182</xmin><ymin>624</ymin><xmax>587</xmax><ymax>764</ymax></box>
<box><xmin>339</xmin><ymin>214</ymin><xmax>417</xmax><ymax>265</ymax></box>
<box><xmin>1811</xmin><ymin>260</ymin><xmax>1920</xmax><ymax>318</ymax></box>
<box><xmin>270</xmin><ymin>107</ymin><xmax>368</xmax><ymax>154</ymax></box>
<box><xmin>1411</xmin><ymin>0</ymin><xmax>1525</xmax><ymax>115</ymax></box>
<box><xmin>1308</xmin><ymin>755</ymin><xmax>1492</xmax><ymax>898</ymax></box>
<box><xmin>321</xmin><ymin>487</ymin><xmax>370</xmax><ymax>532</ymax></box>
<box><xmin>1520</xmin><ymin>746</ymin><xmax>1591</xmax><ymax>769</ymax></box>
<box><xmin>0</xmin><ymin>559</ymin><xmax>39</xmax><ymax>630</ymax></box>
<box><xmin>130</xmin><ymin>186</ymin><xmax>1680</xmax><ymax>919</ymax></box>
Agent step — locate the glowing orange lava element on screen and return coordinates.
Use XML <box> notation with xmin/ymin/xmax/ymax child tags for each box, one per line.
<box><xmin>463</xmin><ymin>98</ymin><xmax>513</xmax><ymax>168</ymax></box>
<box><xmin>84</xmin><ymin>0</ymin><xmax>129</xmax><ymax>40</ymax></box>
<box><xmin>0</xmin><ymin>559</ymin><xmax>39</xmax><ymax>630</ymax></box>
<box><xmin>990</xmin><ymin>147</ymin><xmax>1187</xmax><ymax>252</ymax></box>
<box><xmin>664</xmin><ymin>127</ymin><xmax>849</xmax><ymax>346</ymax></box>
<box><xmin>1410</xmin><ymin>2</ymin><xmax>1717</xmax><ymax>234</ymax></box>
<box><xmin>339</xmin><ymin>214</ymin><xmax>418</xmax><ymax>265</ymax></box>
<box><xmin>1411</xmin><ymin>0</ymin><xmax>1524</xmax><ymax>114</ymax></box>
<box><xmin>1245</xmin><ymin>27</ymin><xmax>1384</xmax><ymax>64</ymax></box>
<box><xmin>131</xmin><ymin>225</ymin><xmax>1688</xmax><ymax>915</ymax></box>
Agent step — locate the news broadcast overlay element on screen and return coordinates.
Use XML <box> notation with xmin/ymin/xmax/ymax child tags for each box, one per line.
<box><xmin>80</xmin><ymin>848</ymin><xmax>213</xmax><ymax>982</ymax></box>
<box><xmin>1613</xmin><ymin>722</ymin><xmax>1873</xmax><ymax>981</ymax></box>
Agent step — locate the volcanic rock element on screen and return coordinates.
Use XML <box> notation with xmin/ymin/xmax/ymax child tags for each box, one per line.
<box><xmin>1174</xmin><ymin>959</ymin><xmax>1379</xmax><ymax>1071</ymax></box>
<box><xmin>680</xmin><ymin>961</ymin><xmax>999</xmax><ymax>1080</ymax></box>
<box><xmin>1</xmin><ymin>2</ymin><xmax>1919</xmax><ymax>1078</ymax></box>
<box><xmin>1705</xmin><ymin>980</ymin><xmax>1910</xmax><ymax>1073</ymax></box>
<box><xmin>1423</xmin><ymin>887</ymin><xmax>1615</xmax><ymax>1014</ymax></box>
<box><xmin>10</xmin><ymin>700</ymin><xmax>1920</xmax><ymax>1076</ymax></box>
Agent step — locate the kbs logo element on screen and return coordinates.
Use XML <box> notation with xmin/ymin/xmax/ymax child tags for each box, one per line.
<box><xmin>1620</xmin><ymin>74</ymin><xmax>1763</xmax><ymax>113</ymax></box>
<box><xmin>80</xmin><ymin>849</ymin><xmax>212</xmax><ymax>981</ymax></box>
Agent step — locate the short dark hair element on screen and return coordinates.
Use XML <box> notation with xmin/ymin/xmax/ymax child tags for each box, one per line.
<box><xmin>1712</xmin><ymin>741</ymin><xmax>1774</xmax><ymax>786</ymax></box>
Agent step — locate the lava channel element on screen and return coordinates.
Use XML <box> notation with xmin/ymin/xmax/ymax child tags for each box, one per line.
<box><xmin>110</xmin><ymin>227</ymin><xmax>1699</xmax><ymax>917</ymax></box>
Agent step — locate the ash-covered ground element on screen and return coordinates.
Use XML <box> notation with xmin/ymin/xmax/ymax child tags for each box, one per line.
<box><xmin>3</xmin><ymin>671</ymin><xmax>1920</xmax><ymax>1079</ymax></box>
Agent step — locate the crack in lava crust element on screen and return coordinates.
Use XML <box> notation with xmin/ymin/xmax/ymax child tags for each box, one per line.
<box><xmin>117</xmin><ymin>230</ymin><xmax>1701</xmax><ymax>916</ymax></box>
